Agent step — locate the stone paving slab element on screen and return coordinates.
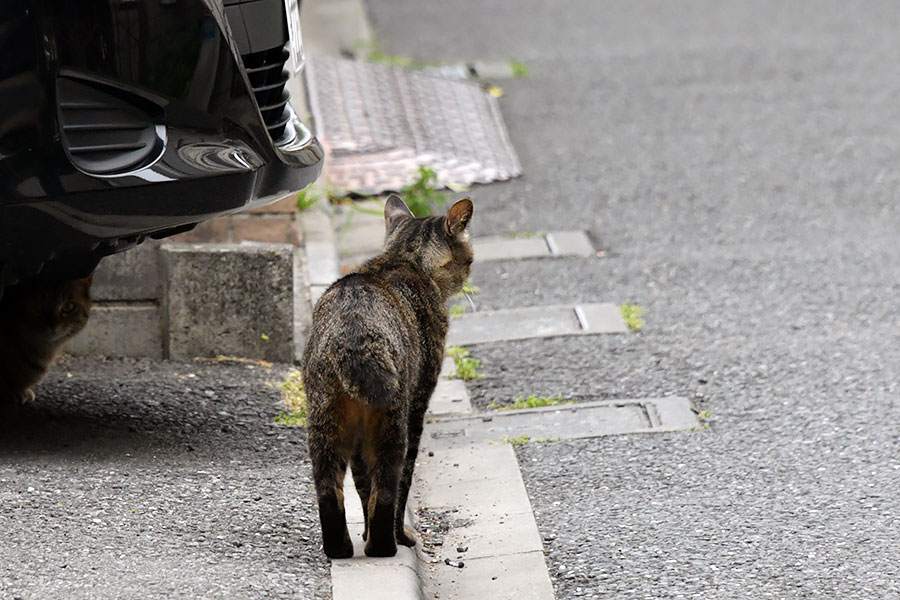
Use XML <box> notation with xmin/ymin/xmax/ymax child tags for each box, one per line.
<box><xmin>427</xmin><ymin>357</ymin><xmax>472</xmax><ymax>416</ymax></box>
<box><xmin>545</xmin><ymin>230</ymin><xmax>596</xmax><ymax>257</ymax></box>
<box><xmin>429</xmin><ymin>379</ymin><xmax>472</xmax><ymax>416</ymax></box>
<box><xmin>331</xmin><ymin>550</ymin><xmax>421</xmax><ymax>600</ymax></box>
<box><xmin>431</xmin><ymin>551</ymin><xmax>555</xmax><ymax>600</ymax></box>
<box><xmin>447</xmin><ymin>302</ymin><xmax>627</xmax><ymax>346</ymax></box>
<box><xmin>412</xmin><ymin>444</ymin><xmax>553</xmax><ymax>600</ymax></box>
<box><xmin>472</xmin><ymin>236</ymin><xmax>550</xmax><ymax>261</ymax></box>
<box><xmin>332</xmin><ymin>472</ymin><xmax>422</xmax><ymax>600</ymax></box>
<box><xmin>328</xmin><ymin>212</ymin><xmax>597</xmax><ymax>267</ymax></box>
<box><xmin>424</xmin><ymin>397</ymin><xmax>698</xmax><ymax>448</ymax></box>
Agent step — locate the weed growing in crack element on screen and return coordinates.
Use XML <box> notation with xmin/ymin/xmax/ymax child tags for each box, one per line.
<box><xmin>508</xmin><ymin>60</ymin><xmax>530</xmax><ymax>78</ymax></box>
<box><xmin>446</xmin><ymin>346</ymin><xmax>483</xmax><ymax>381</ymax></box>
<box><xmin>275</xmin><ymin>370</ymin><xmax>307</xmax><ymax>427</ymax></box>
<box><xmin>501</xmin><ymin>434</ymin><xmax>531</xmax><ymax>447</ymax></box>
<box><xmin>401</xmin><ymin>166</ymin><xmax>447</xmax><ymax>217</ymax></box>
<box><xmin>490</xmin><ymin>394</ymin><xmax>574</xmax><ymax>411</ymax></box>
<box><xmin>619</xmin><ymin>304</ymin><xmax>645</xmax><ymax>331</ymax></box>
<box><xmin>449</xmin><ymin>304</ymin><xmax>467</xmax><ymax>319</ymax></box>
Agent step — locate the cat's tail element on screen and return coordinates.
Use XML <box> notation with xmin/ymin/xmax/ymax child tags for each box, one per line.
<box><xmin>331</xmin><ymin>348</ymin><xmax>402</xmax><ymax>407</ymax></box>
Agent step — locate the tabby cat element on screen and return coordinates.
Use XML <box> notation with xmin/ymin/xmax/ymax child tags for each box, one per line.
<box><xmin>0</xmin><ymin>274</ymin><xmax>93</xmax><ymax>410</ymax></box>
<box><xmin>302</xmin><ymin>194</ymin><xmax>474</xmax><ymax>558</ymax></box>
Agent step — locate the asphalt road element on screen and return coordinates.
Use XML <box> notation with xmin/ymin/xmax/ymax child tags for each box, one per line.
<box><xmin>0</xmin><ymin>357</ymin><xmax>329</xmax><ymax>599</ymax></box>
<box><xmin>367</xmin><ymin>1</ymin><xmax>900</xmax><ymax>598</ymax></box>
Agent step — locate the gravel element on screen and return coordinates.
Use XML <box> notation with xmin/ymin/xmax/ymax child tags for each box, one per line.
<box><xmin>367</xmin><ymin>0</ymin><xmax>900</xmax><ymax>598</ymax></box>
<box><xmin>0</xmin><ymin>356</ymin><xmax>330</xmax><ymax>599</ymax></box>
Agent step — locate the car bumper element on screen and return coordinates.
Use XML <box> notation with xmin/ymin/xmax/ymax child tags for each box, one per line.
<box><xmin>0</xmin><ymin>0</ymin><xmax>323</xmax><ymax>285</ymax></box>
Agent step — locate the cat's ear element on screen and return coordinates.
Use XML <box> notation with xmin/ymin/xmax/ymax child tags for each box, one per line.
<box><xmin>444</xmin><ymin>198</ymin><xmax>473</xmax><ymax>237</ymax></box>
<box><xmin>384</xmin><ymin>194</ymin><xmax>414</xmax><ymax>235</ymax></box>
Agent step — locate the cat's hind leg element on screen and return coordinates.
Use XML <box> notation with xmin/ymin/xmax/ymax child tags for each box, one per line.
<box><xmin>363</xmin><ymin>406</ymin><xmax>407</xmax><ymax>558</ymax></box>
<box><xmin>308</xmin><ymin>397</ymin><xmax>354</xmax><ymax>559</ymax></box>
<box><xmin>350</xmin><ymin>448</ymin><xmax>372</xmax><ymax>540</ymax></box>
<box><xmin>394</xmin><ymin>387</ymin><xmax>432</xmax><ymax>547</ymax></box>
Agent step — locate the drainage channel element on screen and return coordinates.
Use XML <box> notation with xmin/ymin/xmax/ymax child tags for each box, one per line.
<box><xmin>447</xmin><ymin>303</ymin><xmax>628</xmax><ymax>346</ymax></box>
<box><xmin>426</xmin><ymin>397</ymin><xmax>697</xmax><ymax>448</ymax></box>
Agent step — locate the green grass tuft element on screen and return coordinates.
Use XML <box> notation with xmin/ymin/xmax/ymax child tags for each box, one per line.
<box><xmin>401</xmin><ymin>166</ymin><xmax>447</xmax><ymax>217</ymax></box>
<box><xmin>508</xmin><ymin>60</ymin><xmax>530</xmax><ymax>78</ymax></box>
<box><xmin>449</xmin><ymin>304</ymin><xmax>467</xmax><ymax>319</ymax></box>
<box><xmin>501</xmin><ymin>434</ymin><xmax>531</xmax><ymax>447</ymax></box>
<box><xmin>296</xmin><ymin>188</ymin><xmax>319</xmax><ymax>212</ymax></box>
<box><xmin>446</xmin><ymin>346</ymin><xmax>483</xmax><ymax>381</ymax></box>
<box><xmin>365</xmin><ymin>39</ymin><xmax>433</xmax><ymax>69</ymax></box>
<box><xmin>490</xmin><ymin>394</ymin><xmax>574</xmax><ymax>411</ymax></box>
<box><xmin>460</xmin><ymin>279</ymin><xmax>479</xmax><ymax>295</ymax></box>
<box><xmin>619</xmin><ymin>304</ymin><xmax>644</xmax><ymax>331</ymax></box>
<box><xmin>275</xmin><ymin>370</ymin><xmax>308</xmax><ymax>427</ymax></box>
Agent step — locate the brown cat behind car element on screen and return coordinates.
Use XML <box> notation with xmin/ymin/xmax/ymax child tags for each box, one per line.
<box><xmin>302</xmin><ymin>194</ymin><xmax>474</xmax><ymax>558</ymax></box>
<box><xmin>0</xmin><ymin>274</ymin><xmax>93</xmax><ymax>411</ymax></box>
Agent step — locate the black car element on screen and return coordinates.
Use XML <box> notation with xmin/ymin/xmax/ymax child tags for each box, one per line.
<box><xmin>0</xmin><ymin>0</ymin><xmax>323</xmax><ymax>293</ymax></box>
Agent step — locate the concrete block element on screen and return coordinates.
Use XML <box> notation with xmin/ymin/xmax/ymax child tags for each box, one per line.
<box><xmin>545</xmin><ymin>230</ymin><xmax>595</xmax><ymax>256</ymax></box>
<box><xmin>336</xmin><ymin>208</ymin><xmax>384</xmax><ymax>267</ymax></box>
<box><xmin>426</xmin><ymin>402</ymin><xmax>649</xmax><ymax>448</ymax></box>
<box><xmin>428</xmin><ymin>379</ymin><xmax>471</xmax><ymax>416</ymax></box>
<box><xmin>575</xmin><ymin>302</ymin><xmax>629</xmax><ymax>333</ymax></box>
<box><xmin>331</xmin><ymin>556</ymin><xmax>420</xmax><ymax>600</ymax></box>
<box><xmin>447</xmin><ymin>304</ymin><xmax>582</xmax><ymax>346</ymax></box>
<box><xmin>424</xmin><ymin>398</ymin><xmax>698</xmax><ymax>448</ymax></box>
<box><xmin>306</xmin><ymin>240</ymin><xmax>341</xmax><ymax>286</ymax></box>
<box><xmin>92</xmin><ymin>241</ymin><xmax>161</xmax><ymax>301</ymax></box>
<box><xmin>472</xmin><ymin>236</ymin><xmax>550</xmax><ymax>261</ymax></box>
<box><xmin>309</xmin><ymin>284</ymin><xmax>329</xmax><ymax>306</ymax></box>
<box><xmin>66</xmin><ymin>304</ymin><xmax>163</xmax><ymax>359</ymax></box>
<box><xmin>432</xmin><ymin>551</ymin><xmax>554</xmax><ymax>600</ymax></box>
<box><xmin>448</xmin><ymin>303</ymin><xmax>627</xmax><ymax>346</ymax></box>
<box><xmin>426</xmin><ymin>507</ymin><xmax>543</xmax><ymax>560</ymax></box>
<box><xmin>414</xmin><ymin>462</ymin><xmax>534</xmax><ymax>516</ymax></box>
<box><xmin>163</xmin><ymin>243</ymin><xmax>295</xmax><ymax>362</ymax></box>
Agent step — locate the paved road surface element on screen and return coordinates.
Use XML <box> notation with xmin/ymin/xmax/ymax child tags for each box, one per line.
<box><xmin>0</xmin><ymin>357</ymin><xmax>329</xmax><ymax>599</ymax></box>
<box><xmin>367</xmin><ymin>1</ymin><xmax>900</xmax><ymax>598</ymax></box>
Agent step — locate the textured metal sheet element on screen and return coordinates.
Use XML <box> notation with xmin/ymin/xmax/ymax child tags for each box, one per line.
<box><xmin>306</xmin><ymin>56</ymin><xmax>522</xmax><ymax>194</ymax></box>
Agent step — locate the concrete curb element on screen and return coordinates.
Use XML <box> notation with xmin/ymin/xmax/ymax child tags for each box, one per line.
<box><xmin>332</xmin><ymin>474</ymin><xmax>424</xmax><ymax>600</ymax></box>
<box><xmin>68</xmin><ymin>242</ymin><xmax>308</xmax><ymax>363</ymax></box>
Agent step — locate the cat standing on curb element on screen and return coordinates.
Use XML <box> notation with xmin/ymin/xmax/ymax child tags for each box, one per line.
<box><xmin>302</xmin><ymin>194</ymin><xmax>474</xmax><ymax>558</ymax></box>
<box><xmin>0</xmin><ymin>274</ymin><xmax>93</xmax><ymax>412</ymax></box>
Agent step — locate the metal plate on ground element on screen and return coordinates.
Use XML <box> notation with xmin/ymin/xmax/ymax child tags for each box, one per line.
<box><xmin>425</xmin><ymin>397</ymin><xmax>698</xmax><ymax>448</ymax></box>
<box><xmin>446</xmin><ymin>303</ymin><xmax>627</xmax><ymax>346</ymax></box>
<box><xmin>306</xmin><ymin>56</ymin><xmax>521</xmax><ymax>194</ymax></box>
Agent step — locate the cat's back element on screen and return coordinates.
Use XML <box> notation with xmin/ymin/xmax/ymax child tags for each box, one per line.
<box><xmin>307</xmin><ymin>271</ymin><xmax>417</xmax><ymax>358</ymax></box>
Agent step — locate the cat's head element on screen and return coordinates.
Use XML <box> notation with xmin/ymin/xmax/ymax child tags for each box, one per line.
<box><xmin>383</xmin><ymin>194</ymin><xmax>474</xmax><ymax>300</ymax></box>
<box><xmin>14</xmin><ymin>274</ymin><xmax>94</xmax><ymax>343</ymax></box>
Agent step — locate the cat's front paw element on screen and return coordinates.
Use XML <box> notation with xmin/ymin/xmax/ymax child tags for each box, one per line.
<box><xmin>22</xmin><ymin>389</ymin><xmax>35</xmax><ymax>404</ymax></box>
<box><xmin>396</xmin><ymin>525</ymin><xmax>417</xmax><ymax>547</ymax></box>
